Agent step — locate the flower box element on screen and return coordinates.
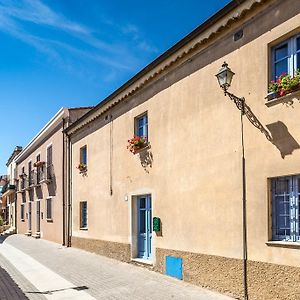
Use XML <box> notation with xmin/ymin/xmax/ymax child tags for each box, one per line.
<box><xmin>77</xmin><ymin>163</ymin><xmax>87</xmax><ymax>174</ymax></box>
<box><xmin>34</xmin><ymin>161</ymin><xmax>45</xmax><ymax>168</ymax></box>
<box><xmin>127</xmin><ymin>136</ymin><xmax>149</xmax><ymax>154</ymax></box>
<box><xmin>267</xmin><ymin>70</ymin><xmax>300</xmax><ymax>101</ymax></box>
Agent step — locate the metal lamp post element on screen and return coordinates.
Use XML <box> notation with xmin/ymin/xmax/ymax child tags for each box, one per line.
<box><xmin>216</xmin><ymin>62</ymin><xmax>248</xmax><ymax>300</ymax></box>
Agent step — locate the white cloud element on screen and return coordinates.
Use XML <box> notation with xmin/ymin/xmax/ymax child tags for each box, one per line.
<box><xmin>0</xmin><ymin>0</ymin><xmax>158</xmax><ymax>81</ymax></box>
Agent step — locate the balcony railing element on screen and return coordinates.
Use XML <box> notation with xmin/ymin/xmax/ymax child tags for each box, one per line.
<box><xmin>29</xmin><ymin>170</ymin><xmax>35</xmax><ymax>187</ymax></box>
<box><xmin>40</xmin><ymin>164</ymin><xmax>54</xmax><ymax>184</ymax></box>
<box><xmin>1</xmin><ymin>183</ymin><xmax>16</xmax><ymax>195</ymax></box>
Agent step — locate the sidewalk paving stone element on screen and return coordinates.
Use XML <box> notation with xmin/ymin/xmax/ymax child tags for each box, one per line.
<box><xmin>1</xmin><ymin>234</ymin><xmax>235</xmax><ymax>300</ymax></box>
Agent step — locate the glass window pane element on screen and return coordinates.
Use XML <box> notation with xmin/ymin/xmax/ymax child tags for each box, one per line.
<box><xmin>275</xmin><ymin>44</ymin><xmax>288</xmax><ymax>61</ymax></box>
<box><xmin>275</xmin><ymin>178</ymin><xmax>289</xmax><ymax>194</ymax></box>
<box><xmin>297</xmin><ymin>53</ymin><xmax>300</xmax><ymax>71</ymax></box>
<box><xmin>275</xmin><ymin>59</ymin><xmax>288</xmax><ymax>78</ymax></box>
<box><xmin>140</xmin><ymin>198</ymin><xmax>146</xmax><ymax>208</ymax></box>
<box><xmin>80</xmin><ymin>146</ymin><xmax>87</xmax><ymax>165</ymax></box>
<box><xmin>138</xmin><ymin>117</ymin><xmax>144</xmax><ymax>128</ymax></box>
<box><xmin>297</xmin><ymin>38</ymin><xmax>300</xmax><ymax>51</ymax></box>
<box><xmin>139</xmin><ymin>210</ymin><xmax>146</xmax><ymax>233</ymax></box>
<box><xmin>138</xmin><ymin>126</ymin><xmax>144</xmax><ymax>137</ymax></box>
<box><xmin>136</xmin><ymin>114</ymin><xmax>148</xmax><ymax>138</ymax></box>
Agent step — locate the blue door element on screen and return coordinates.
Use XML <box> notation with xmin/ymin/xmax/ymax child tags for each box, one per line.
<box><xmin>138</xmin><ymin>195</ymin><xmax>152</xmax><ymax>259</ymax></box>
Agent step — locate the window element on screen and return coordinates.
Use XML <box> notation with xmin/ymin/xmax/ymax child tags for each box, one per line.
<box><xmin>272</xmin><ymin>34</ymin><xmax>300</xmax><ymax>80</ymax></box>
<box><xmin>46</xmin><ymin>197</ymin><xmax>52</xmax><ymax>220</ymax></box>
<box><xmin>20</xmin><ymin>204</ymin><xmax>25</xmax><ymax>221</ymax></box>
<box><xmin>80</xmin><ymin>201</ymin><xmax>88</xmax><ymax>229</ymax></box>
<box><xmin>21</xmin><ymin>166</ymin><xmax>25</xmax><ymax>190</ymax></box>
<box><xmin>46</xmin><ymin>145</ymin><xmax>53</xmax><ymax>180</ymax></box>
<box><xmin>80</xmin><ymin>145</ymin><xmax>87</xmax><ymax>165</ymax></box>
<box><xmin>28</xmin><ymin>161</ymin><xmax>32</xmax><ymax>186</ymax></box>
<box><xmin>135</xmin><ymin>113</ymin><xmax>148</xmax><ymax>140</ymax></box>
<box><xmin>36</xmin><ymin>154</ymin><xmax>41</xmax><ymax>184</ymax></box>
<box><xmin>271</xmin><ymin>175</ymin><xmax>300</xmax><ymax>242</ymax></box>
<box><xmin>22</xmin><ymin>192</ymin><xmax>26</xmax><ymax>203</ymax></box>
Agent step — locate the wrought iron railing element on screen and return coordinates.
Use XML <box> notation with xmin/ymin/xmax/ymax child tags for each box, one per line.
<box><xmin>40</xmin><ymin>164</ymin><xmax>54</xmax><ymax>183</ymax></box>
<box><xmin>29</xmin><ymin>170</ymin><xmax>35</xmax><ymax>187</ymax></box>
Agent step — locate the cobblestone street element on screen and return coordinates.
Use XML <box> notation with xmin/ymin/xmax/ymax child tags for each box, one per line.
<box><xmin>0</xmin><ymin>235</ymin><xmax>234</xmax><ymax>300</ymax></box>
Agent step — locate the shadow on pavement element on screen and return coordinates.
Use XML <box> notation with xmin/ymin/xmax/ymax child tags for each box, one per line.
<box><xmin>0</xmin><ymin>266</ymin><xmax>28</xmax><ymax>299</ymax></box>
<box><xmin>25</xmin><ymin>285</ymin><xmax>89</xmax><ymax>295</ymax></box>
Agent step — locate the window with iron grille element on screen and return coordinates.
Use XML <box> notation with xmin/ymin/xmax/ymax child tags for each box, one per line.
<box><xmin>271</xmin><ymin>34</ymin><xmax>300</xmax><ymax>80</ymax></box>
<box><xmin>46</xmin><ymin>197</ymin><xmax>52</xmax><ymax>220</ymax></box>
<box><xmin>135</xmin><ymin>112</ymin><xmax>148</xmax><ymax>140</ymax></box>
<box><xmin>271</xmin><ymin>175</ymin><xmax>300</xmax><ymax>242</ymax></box>
<box><xmin>80</xmin><ymin>201</ymin><xmax>88</xmax><ymax>229</ymax></box>
<box><xmin>21</xmin><ymin>204</ymin><xmax>25</xmax><ymax>221</ymax></box>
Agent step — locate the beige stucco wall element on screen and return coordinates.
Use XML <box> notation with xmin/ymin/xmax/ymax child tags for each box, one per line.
<box><xmin>70</xmin><ymin>0</ymin><xmax>300</xmax><ymax>273</ymax></box>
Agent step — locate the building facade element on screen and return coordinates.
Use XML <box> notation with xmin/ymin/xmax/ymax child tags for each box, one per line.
<box><xmin>1</xmin><ymin>146</ymin><xmax>22</xmax><ymax>232</ymax></box>
<box><xmin>65</xmin><ymin>0</ymin><xmax>300</xmax><ymax>299</ymax></box>
<box><xmin>16</xmin><ymin>107</ymin><xmax>91</xmax><ymax>244</ymax></box>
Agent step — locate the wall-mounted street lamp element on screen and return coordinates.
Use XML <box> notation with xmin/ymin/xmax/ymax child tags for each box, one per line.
<box><xmin>216</xmin><ymin>62</ymin><xmax>248</xmax><ymax>300</ymax></box>
<box><xmin>216</xmin><ymin>62</ymin><xmax>235</xmax><ymax>93</ymax></box>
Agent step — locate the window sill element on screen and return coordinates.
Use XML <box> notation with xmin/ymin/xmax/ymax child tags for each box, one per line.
<box><xmin>80</xmin><ymin>227</ymin><xmax>88</xmax><ymax>231</ymax></box>
<box><xmin>266</xmin><ymin>241</ymin><xmax>300</xmax><ymax>249</ymax></box>
<box><xmin>265</xmin><ymin>89</ymin><xmax>300</xmax><ymax>107</ymax></box>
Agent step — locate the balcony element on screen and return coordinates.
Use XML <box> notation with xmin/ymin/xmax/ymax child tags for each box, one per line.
<box><xmin>1</xmin><ymin>183</ymin><xmax>16</xmax><ymax>197</ymax></box>
<box><xmin>28</xmin><ymin>170</ymin><xmax>35</xmax><ymax>188</ymax></box>
<box><xmin>40</xmin><ymin>164</ymin><xmax>54</xmax><ymax>184</ymax></box>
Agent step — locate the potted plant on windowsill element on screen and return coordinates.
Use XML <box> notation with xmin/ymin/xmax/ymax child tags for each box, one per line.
<box><xmin>127</xmin><ymin>135</ymin><xmax>149</xmax><ymax>154</ymax></box>
<box><xmin>34</xmin><ymin>161</ymin><xmax>45</xmax><ymax>168</ymax></box>
<box><xmin>77</xmin><ymin>163</ymin><xmax>87</xmax><ymax>174</ymax></box>
<box><xmin>266</xmin><ymin>70</ymin><xmax>300</xmax><ymax>101</ymax></box>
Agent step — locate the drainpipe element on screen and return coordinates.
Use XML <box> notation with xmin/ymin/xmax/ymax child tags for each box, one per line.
<box><xmin>109</xmin><ymin>114</ymin><xmax>113</xmax><ymax>196</ymax></box>
<box><xmin>62</xmin><ymin>118</ymin><xmax>66</xmax><ymax>246</ymax></box>
<box><xmin>66</xmin><ymin>132</ymin><xmax>72</xmax><ymax>247</ymax></box>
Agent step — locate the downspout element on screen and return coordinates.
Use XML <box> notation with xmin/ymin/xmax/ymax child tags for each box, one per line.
<box><xmin>109</xmin><ymin>114</ymin><xmax>113</xmax><ymax>196</ymax></box>
<box><xmin>62</xmin><ymin>118</ymin><xmax>66</xmax><ymax>246</ymax></box>
<box><xmin>66</xmin><ymin>132</ymin><xmax>72</xmax><ymax>247</ymax></box>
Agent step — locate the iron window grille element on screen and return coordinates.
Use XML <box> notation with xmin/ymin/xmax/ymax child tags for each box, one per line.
<box><xmin>271</xmin><ymin>175</ymin><xmax>300</xmax><ymax>242</ymax></box>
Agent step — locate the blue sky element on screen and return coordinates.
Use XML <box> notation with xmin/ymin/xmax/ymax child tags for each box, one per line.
<box><xmin>0</xmin><ymin>0</ymin><xmax>231</xmax><ymax>174</ymax></box>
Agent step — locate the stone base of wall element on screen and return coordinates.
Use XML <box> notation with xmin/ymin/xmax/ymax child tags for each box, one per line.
<box><xmin>71</xmin><ymin>236</ymin><xmax>131</xmax><ymax>262</ymax></box>
<box><xmin>155</xmin><ymin>248</ymin><xmax>300</xmax><ymax>300</ymax></box>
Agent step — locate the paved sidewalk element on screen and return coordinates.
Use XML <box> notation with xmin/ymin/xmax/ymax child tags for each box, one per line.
<box><xmin>0</xmin><ymin>235</ymin><xmax>235</xmax><ymax>300</ymax></box>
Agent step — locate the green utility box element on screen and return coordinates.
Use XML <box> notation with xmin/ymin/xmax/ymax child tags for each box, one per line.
<box><xmin>153</xmin><ymin>217</ymin><xmax>161</xmax><ymax>232</ymax></box>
